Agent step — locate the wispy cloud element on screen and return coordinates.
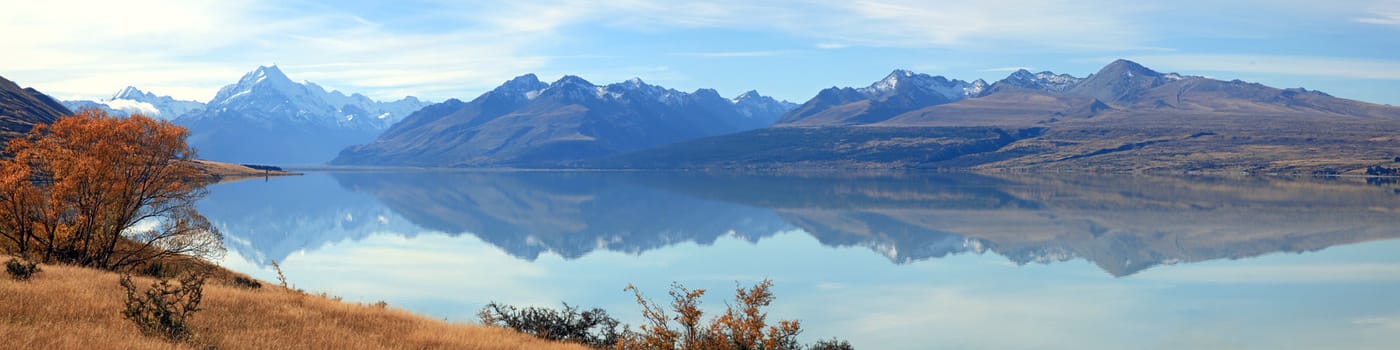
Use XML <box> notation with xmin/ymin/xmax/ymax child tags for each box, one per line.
<box><xmin>979</xmin><ymin>66</ymin><xmax>1033</xmax><ymax>72</ymax></box>
<box><xmin>4</xmin><ymin>0</ymin><xmax>1398</xmax><ymax>104</ymax></box>
<box><xmin>671</xmin><ymin>51</ymin><xmax>789</xmax><ymax>58</ymax></box>
<box><xmin>0</xmin><ymin>0</ymin><xmax>561</xmax><ymax>101</ymax></box>
<box><xmin>1134</xmin><ymin>262</ymin><xmax>1400</xmax><ymax>283</ymax></box>
<box><xmin>1126</xmin><ymin>54</ymin><xmax>1400</xmax><ymax>80</ymax></box>
<box><xmin>1355</xmin><ymin>316</ymin><xmax>1400</xmax><ymax>330</ymax></box>
<box><xmin>1357</xmin><ymin>12</ymin><xmax>1400</xmax><ymax>24</ymax></box>
<box><xmin>1356</xmin><ymin>0</ymin><xmax>1400</xmax><ymax>25</ymax></box>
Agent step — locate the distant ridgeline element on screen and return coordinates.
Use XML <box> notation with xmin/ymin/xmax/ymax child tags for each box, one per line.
<box><xmin>334</xmin><ymin>59</ymin><xmax>1400</xmax><ymax>174</ymax></box>
<box><xmin>332</xmin><ymin>74</ymin><xmax>797</xmax><ymax>167</ymax></box>
<box><xmin>0</xmin><ymin>75</ymin><xmax>71</xmax><ymax>143</ymax></box>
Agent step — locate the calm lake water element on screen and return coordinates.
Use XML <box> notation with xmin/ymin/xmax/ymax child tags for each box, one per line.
<box><xmin>203</xmin><ymin>171</ymin><xmax>1400</xmax><ymax>349</ymax></box>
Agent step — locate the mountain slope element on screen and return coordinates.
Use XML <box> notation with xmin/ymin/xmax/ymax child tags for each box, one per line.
<box><xmin>173</xmin><ymin>66</ymin><xmax>428</xmax><ymax>165</ymax></box>
<box><xmin>1</xmin><ymin>75</ymin><xmax>71</xmax><ymax>142</ymax></box>
<box><xmin>603</xmin><ymin>59</ymin><xmax>1400</xmax><ymax>173</ymax></box>
<box><xmin>332</xmin><ymin>74</ymin><xmax>795</xmax><ymax>167</ymax></box>
<box><xmin>62</xmin><ymin>86</ymin><xmax>205</xmax><ymax>120</ymax></box>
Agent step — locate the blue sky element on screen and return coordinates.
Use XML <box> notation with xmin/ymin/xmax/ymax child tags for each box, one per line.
<box><xmin>4</xmin><ymin>0</ymin><xmax>1399</xmax><ymax>105</ymax></box>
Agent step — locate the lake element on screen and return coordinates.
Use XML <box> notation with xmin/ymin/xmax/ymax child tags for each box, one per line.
<box><xmin>202</xmin><ymin>171</ymin><xmax>1400</xmax><ymax>349</ymax></box>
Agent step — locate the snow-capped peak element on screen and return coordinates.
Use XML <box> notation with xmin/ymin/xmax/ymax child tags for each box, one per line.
<box><xmin>241</xmin><ymin>65</ymin><xmax>291</xmax><ymax>86</ymax></box>
<box><xmin>965</xmin><ymin>79</ymin><xmax>988</xmax><ymax>96</ymax></box>
<box><xmin>111</xmin><ymin>86</ymin><xmax>151</xmax><ymax>101</ymax></box>
<box><xmin>551</xmin><ymin>75</ymin><xmax>596</xmax><ymax>89</ymax></box>
<box><xmin>191</xmin><ymin>65</ymin><xmax>429</xmax><ymax>130</ymax></box>
<box><xmin>860</xmin><ymin>69</ymin><xmax>979</xmax><ymax>100</ymax></box>
<box><xmin>996</xmin><ymin>69</ymin><xmax>1083</xmax><ymax>92</ymax></box>
<box><xmin>732</xmin><ymin>90</ymin><xmax>764</xmax><ymax>103</ymax></box>
<box><xmin>869</xmin><ymin>69</ymin><xmax>917</xmax><ymax>92</ymax></box>
<box><xmin>499</xmin><ymin>73</ymin><xmax>545</xmax><ymax>91</ymax></box>
<box><xmin>1007</xmin><ymin>69</ymin><xmax>1037</xmax><ymax>81</ymax></box>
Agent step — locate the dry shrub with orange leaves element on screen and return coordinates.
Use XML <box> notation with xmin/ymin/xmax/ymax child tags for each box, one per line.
<box><xmin>0</xmin><ymin>109</ymin><xmax>222</xmax><ymax>271</ymax></box>
<box><xmin>616</xmin><ymin>279</ymin><xmax>803</xmax><ymax>350</ymax></box>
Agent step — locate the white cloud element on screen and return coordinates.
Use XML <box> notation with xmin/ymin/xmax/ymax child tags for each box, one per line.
<box><xmin>102</xmin><ymin>99</ymin><xmax>162</xmax><ymax>116</ymax></box>
<box><xmin>980</xmin><ymin>66</ymin><xmax>1033</xmax><ymax>72</ymax></box>
<box><xmin>581</xmin><ymin>0</ymin><xmax>1146</xmax><ymax>50</ymax></box>
<box><xmin>1357</xmin><ymin>13</ymin><xmax>1400</xmax><ymax>24</ymax></box>
<box><xmin>1134</xmin><ymin>262</ymin><xmax>1400</xmax><ymax>283</ymax></box>
<box><xmin>671</xmin><ymin>51</ymin><xmax>789</xmax><ymax>58</ymax></box>
<box><xmin>1357</xmin><ymin>0</ymin><xmax>1400</xmax><ymax>25</ymax></box>
<box><xmin>4</xmin><ymin>0</ymin><xmax>1394</xmax><ymax>105</ymax></box>
<box><xmin>1355</xmin><ymin>316</ymin><xmax>1400</xmax><ymax>330</ymax></box>
<box><xmin>0</xmin><ymin>0</ymin><xmax>557</xmax><ymax>102</ymax></box>
<box><xmin>1125</xmin><ymin>54</ymin><xmax>1400</xmax><ymax>80</ymax></box>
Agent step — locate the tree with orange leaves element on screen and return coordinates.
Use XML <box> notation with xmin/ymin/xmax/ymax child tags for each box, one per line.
<box><xmin>0</xmin><ymin>108</ymin><xmax>222</xmax><ymax>270</ymax></box>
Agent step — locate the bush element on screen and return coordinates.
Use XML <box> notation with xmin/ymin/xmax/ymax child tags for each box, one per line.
<box><xmin>5</xmin><ymin>258</ymin><xmax>41</xmax><ymax>281</ymax></box>
<box><xmin>618</xmin><ymin>279</ymin><xmax>804</xmax><ymax>350</ymax></box>
<box><xmin>478</xmin><ymin>302</ymin><xmax>622</xmax><ymax>347</ymax></box>
<box><xmin>487</xmin><ymin>280</ymin><xmax>843</xmax><ymax>350</ymax></box>
<box><xmin>141</xmin><ymin>261</ymin><xmax>176</xmax><ymax>279</ymax></box>
<box><xmin>119</xmin><ymin>273</ymin><xmax>205</xmax><ymax>342</ymax></box>
<box><xmin>231</xmin><ymin>275</ymin><xmax>261</xmax><ymax>289</ymax></box>
<box><xmin>810</xmin><ymin>338</ymin><xmax>855</xmax><ymax>350</ymax></box>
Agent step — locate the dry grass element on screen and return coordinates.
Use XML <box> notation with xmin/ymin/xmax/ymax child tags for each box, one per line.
<box><xmin>0</xmin><ymin>255</ymin><xmax>589</xmax><ymax>350</ymax></box>
<box><xmin>187</xmin><ymin>159</ymin><xmax>300</xmax><ymax>181</ymax></box>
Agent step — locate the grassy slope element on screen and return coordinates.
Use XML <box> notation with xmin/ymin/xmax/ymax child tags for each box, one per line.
<box><xmin>188</xmin><ymin>159</ymin><xmax>301</xmax><ymax>181</ymax></box>
<box><xmin>0</xmin><ymin>255</ymin><xmax>587</xmax><ymax>350</ymax></box>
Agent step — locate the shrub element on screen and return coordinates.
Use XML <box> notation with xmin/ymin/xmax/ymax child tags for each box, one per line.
<box><xmin>141</xmin><ymin>261</ymin><xmax>175</xmax><ymax>278</ymax></box>
<box><xmin>488</xmin><ymin>279</ymin><xmax>841</xmax><ymax>350</ymax></box>
<box><xmin>617</xmin><ymin>279</ymin><xmax>805</xmax><ymax>350</ymax></box>
<box><xmin>231</xmin><ymin>275</ymin><xmax>262</xmax><ymax>289</ymax></box>
<box><xmin>119</xmin><ymin>273</ymin><xmax>205</xmax><ymax>342</ymax></box>
<box><xmin>478</xmin><ymin>302</ymin><xmax>622</xmax><ymax>347</ymax></box>
<box><xmin>809</xmin><ymin>338</ymin><xmax>855</xmax><ymax>350</ymax></box>
<box><xmin>5</xmin><ymin>258</ymin><xmax>41</xmax><ymax>281</ymax></box>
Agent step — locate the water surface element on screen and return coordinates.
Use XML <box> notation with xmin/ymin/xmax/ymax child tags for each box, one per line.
<box><xmin>203</xmin><ymin>171</ymin><xmax>1400</xmax><ymax>349</ymax></box>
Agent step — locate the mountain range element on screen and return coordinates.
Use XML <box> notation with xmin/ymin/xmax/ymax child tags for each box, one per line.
<box><xmin>332</xmin><ymin>74</ymin><xmax>796</xmax><ymax>167</ymax></box>
<box><xmin>172</xmin><ymin>65</ymin><xmax>429</xmax><ymax>164</ymax></box>
<box><xmin>601</xmin><ymin>59</ymin><xmax>1400</xmax><ymax>173</ymax></box>
<box><xmin>0</xmin><ymin>75</ymin><xmax>70</xmax><ymax>143</ymax></box>
<box><xmin>7</xmin><ymin>59</ymin><xmax>1400</xmax><ymax>173</ymax></box>
<box><xmin>62</xmin><ymin>86</ymin><xmax>205</xmax><ymax>120</ymax></box>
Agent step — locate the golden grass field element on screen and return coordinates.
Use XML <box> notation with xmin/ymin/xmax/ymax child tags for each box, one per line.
<box><xmin>0</xmin><ymin>255</ymin><xmax>587</xmax><ymax>350</ymax></box>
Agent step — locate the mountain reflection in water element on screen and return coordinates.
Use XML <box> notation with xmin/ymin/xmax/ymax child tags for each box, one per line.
<box><xmin>199</xmin><ymin>171</ymin><xmax>1400</xmax><ymax>277</ymax></box>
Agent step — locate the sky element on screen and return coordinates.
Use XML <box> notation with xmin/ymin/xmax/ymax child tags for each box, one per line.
<box><xmin>3</xmin><ymin>0</ymin><xmax>1399</xmax><ymax>105</ymax></box>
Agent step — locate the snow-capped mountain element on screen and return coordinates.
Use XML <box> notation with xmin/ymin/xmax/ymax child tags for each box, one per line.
<box><xmin>988</xmin><ymin>69</ymin><xmax>1084</xmax><ymax>93</ymax></box>
<box><xmin>733</xmin><ymin>90</ymin><xmax>799</xmax><ymax>126</ymax></box>
<box><xmin>174</xmin><ymin>65</ymin><xmax>430</xmax><ymax>165</ymax></box>
<box><xmin>333</xmin><ymin>73</ymin><xmax>796</xmax><ymax>167</ymax></box>
<box><xmin>61</xmin><ymin>86</ymin><xmax>204</xmax><ymax>120</ymax></box>
<box><xmin>778</xmin><ymin>69</ymin><xmax>985</xmax><ymax>125</ymax></box>
<box><xmin>193</xmin><ymin>65</ymin><xmax>424</xmax><ymax>130</ymax></box>
<box><xmin>858</xmin><ymin>69</ymin><xmax>986</xmax><ymax>100</ymax></box>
